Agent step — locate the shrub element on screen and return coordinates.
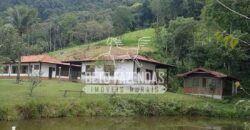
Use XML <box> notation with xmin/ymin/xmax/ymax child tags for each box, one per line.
<box><xmin>109</xmin><ymin>96</ymin><xmax>134</xmax><ymax>116</ymax></box>
<box><xmin>16</xmin><ymin>101</ymin><xmax>40</xmax><ymax>119</ymax></box>
<box><xmin>0</xmin><ymin>107</ymin><xmax>8</xmax><ymax>120</ymax></box>
<box><xmin>234</xmin><ymin>100</ymin><xmax>250</xmax><ymax>118</ymax></box>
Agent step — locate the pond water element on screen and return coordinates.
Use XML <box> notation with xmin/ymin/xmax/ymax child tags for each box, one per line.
<box><xmin>0</xmin><ymin>117</ymin><xmax>247</xmax><ymax>130</ymax></box>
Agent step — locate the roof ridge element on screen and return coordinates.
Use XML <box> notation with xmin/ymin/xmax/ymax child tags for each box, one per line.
<box><xmin>178</xmin><ymin>68</ymin><xmax>228</xmax><ymax>78</ymax></box>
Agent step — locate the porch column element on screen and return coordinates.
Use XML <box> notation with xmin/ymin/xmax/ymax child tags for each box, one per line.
<box><xmin>80</xmin><ymin>63</ymin><xmax>82</xmax><ymax>80</ymax></box>
<box><xmin>59</xmin><ymin>66</ymin><xmax>62</xmax><ymax>80</ymax></box>
<box><xmin>39</xmin><ymin>62</ymin><xmax>42</xmax><ymax>78</ymax></box>
<box><xmin>28</xmin><ymin>63</ymin><xmax>30</xmax><ymax>77</ymax></box>
<box><xmin>9</xmin><ymin>64</ymin><xmax>11</xmax><ymax>76</ymax></box>
<box><xmin>166</xmin><ymin>68</ymin><xmax>169</xmax><ymax>87</ymax></box>
<box><xmin>69</xmin><ymin>63</ymin><xmax>72</xmax><ymax>80</ymax></box>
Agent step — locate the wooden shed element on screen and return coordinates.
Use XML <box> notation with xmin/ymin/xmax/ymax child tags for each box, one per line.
<box><xmin>178</xmin><ymin>68</ymin><xmax>239</xmax><ymax>99</ymax></box>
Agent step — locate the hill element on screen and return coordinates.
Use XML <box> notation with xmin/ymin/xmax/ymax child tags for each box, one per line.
<box><xmin>49</xmin><ymin>28</ymin><xmax>159</xmax><ymax>61</ymax></box>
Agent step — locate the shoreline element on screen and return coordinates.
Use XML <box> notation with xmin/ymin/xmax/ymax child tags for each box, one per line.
<box><xmin>0</xmin><ymin>96</ymin><xmax>249</xmax><ymax>121</ymax></box>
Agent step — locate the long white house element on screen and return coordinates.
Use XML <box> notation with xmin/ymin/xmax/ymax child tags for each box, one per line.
<box><xmin>65</xmin><ymin>54</ymin><xmax>175</xmax><ymax>84</ymax></box>
<box><xmin>0</xmin><ymin>55</ymin><xmax>81</xmax><ymax>79</ymax></box>
<box><xmin>0</xmin><ymin>54</ymin><xmax>174</xmax><ymax>84</ymax></box>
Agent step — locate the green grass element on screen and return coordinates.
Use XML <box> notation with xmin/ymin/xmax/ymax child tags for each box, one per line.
<box><xmin>48</xmin><ymin>28</ymin><xmax>157</xmax><ymax>61</ymax></box>
<box><xmin>0</xmin><ymin>80</ymin><xmax>105</xmax><ymax>106</ymax></box>
<box><xmin>0</xmin><ymin>79</ymin><xmax>219</xmax><ymax>106</ymax></box>
<box><xmin>120</xmin><ymin>28</ymin><xmax>156</xmax><ymax>46</ymax></box>
<box><xmin>0</xmin><ymin>80</ymin><xmax>249</xmax><ymax>120</ymax></box>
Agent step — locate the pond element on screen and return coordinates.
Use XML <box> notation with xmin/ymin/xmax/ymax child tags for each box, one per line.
<box><xmin>0</xmin><ymin>117</ymin><xmax>247</xmax><ymax>130</ymax></box>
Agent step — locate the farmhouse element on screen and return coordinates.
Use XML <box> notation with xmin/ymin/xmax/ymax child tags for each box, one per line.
<box><xmin>178</xmin><ymin>68</ymin><xmax>239</xmax><ymax>99</ymax></box>
<box><xmin>65</xmin><ymin>54</ymin><xmax>175</xmax><ymax>85</ymax></box>
<box><xmin>0</xmin><ymin>55</ymin><xmax>81</xmax><ymax>80</ymax></box>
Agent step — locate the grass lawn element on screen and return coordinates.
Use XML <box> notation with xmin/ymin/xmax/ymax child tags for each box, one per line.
<box><xmin>0</xmin><ymin>80</ymin><xmax>107</xmax><ymax>107</ymax></box>
<box><xmin>0</xmin><ymin>79</ymin><xmax>248</xmax><ymax>120</ymax></box>
<box><xmin>0</xmin><ymin>79</ymin><xmax>232</xmax><ymax>108</ymax></box>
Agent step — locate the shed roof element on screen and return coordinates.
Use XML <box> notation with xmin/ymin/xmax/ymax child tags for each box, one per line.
<box><xmin>177</xmin><ymin>68</ymin><xmax>238</xmax><ymax>80</ymax></box>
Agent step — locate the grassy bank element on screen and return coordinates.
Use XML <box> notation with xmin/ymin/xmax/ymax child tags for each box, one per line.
<box><xmin>0</xmin><ymin>80</ymin><xmax>249</xmax><ymax>121</ymax></box>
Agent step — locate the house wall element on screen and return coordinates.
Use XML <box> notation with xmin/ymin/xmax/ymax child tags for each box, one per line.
<box><xmin>183</xmin><ymin>76</ymin><xmax>223</xmax><ymax>99</ymax></box>
<box><xmin>81</xmin><ymin>61</ymin><xmax>134</xmax><ymax>84</ymax></box>
<box><xmin>81</xmin><ymin>60</ymin><xmax>157</xmax><ymax>84</ymax></box>
<box><xmin>40</xmin><ymin>63</ymin><xmax>56</xmax><ymax>78</ymax></box>
<box><xmin>0</xmin><ymin>63</ymin><xmax>56</xmax><ymax>78</ymax></box>
<box><xmin>134</xmin><ymin>61</ymin><xmax>156</xmax><ymax>84</ymax></box>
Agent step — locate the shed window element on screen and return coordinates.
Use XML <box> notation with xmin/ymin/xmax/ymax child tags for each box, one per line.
<box><xmin>146</xmin><ymin>69</ymin><xmax>153</xmax><ymax>80</ymax></box>
<box><xmin>104</xmin><ymin>65</ymin><xmax>115</xmax><ymax>76</ymax></box>
<box><xmin>34</xmin><ymin>65</ymin><xmax>40</xmax><ymax>70</ymax></box>
<box><xmin>192</xmin><ymin>78</ymin><xmax>199</xmax><ymax>87</ymax></box>
<box><xmin>3</xmin><ymin>66</ymin><xmax>9</xmax><ymax>74</ymax></box>
<box><xmin>12</xmin><ymin>66</ymin><xmax>17</xmax><ymax>74</ymax></box>
<box><xmin>137</xmin><ymin>68</ymin><xmax>140</xmax><ymax>73</ymax></box>
<box><xmin>202</xmin><ymin>78</ymin><xmax>207</xmax><ymax>87</ymax></box>
<box><xmin>86</xmin><ymin>65</ymin><xmax>95</xmax><ymax>75</ymax></box>
<box><xmin>208</xmin><ymin>79</ymin><xmax>217</xmax><ymax>88</ymax></box>
<box><xmin>21</xmin><ymin>66</ymin><xmax>28</xmax><ymax>74</ymax></box>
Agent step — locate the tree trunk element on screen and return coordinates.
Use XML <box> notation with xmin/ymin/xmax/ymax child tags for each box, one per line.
<box><xmin>16</xmin><ymin>56</ymin><xmax>21</xmax><ymax>84</ymax></box>
<box><xmin>16</xmin><ymin>32</ymin><xmax>23</xmax><ymax>84</ymax></box>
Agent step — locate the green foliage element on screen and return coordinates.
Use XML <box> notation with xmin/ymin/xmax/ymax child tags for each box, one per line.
<box><xmin>150</xmin><ymin>0</ymin><xmax>204</xmax><ymax>24</ymax></box>
<box><xmin>28</xmin><ymin>76</ymin><xmax>42</xmax><ymax>97</ymax></box>
<box><xmin>6</xmin><ymin>5</ymin><xmax>38</xmax><ymax>36</ymax></box>
<box><xmin>203</xmin><ymin>0</ymin><xmax>250</xmax><ymax>34</ymax></box>
<box><xmin>0</xmin><ymin>24</ymin><xmax>22</xmax><ymax>61</ymax></box>
<box><xmin>234</xmin><ymin>100</ymin><xmax>250</xmax><ymax>117</ymax></box>
<box><xmin>244</xmin><ymin>122</ymin><xmax>250</xmax><ymax>130</ymax></box>
<box><xmin>160</xmin><ymin>17</ymin><xmax>197</xmax><ymax>66</ymax></box>
<box><xmin>112</xmin><ymin>6</ymin><xmax>134</xmax><ymax>35</ymax></box>
<box><xmin>214</xmin><ymin>32</ymin><xmax>239</xmax><ymax>49</ymax></box>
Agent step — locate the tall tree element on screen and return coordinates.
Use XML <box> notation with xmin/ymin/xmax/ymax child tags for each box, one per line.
<box><xmin>112</xmin><ymin>6</ymin><xmax>134</xmax><ymax>35</ymax></box>
<box><xmin>6</xmin><ymin>5</ymin><xmax>37</xmax><ymax>83</ymax></box>
<box><xmin>160</xmin><ymin>17</ymin><xmax>197</xmax><ymax>67</ymax></box>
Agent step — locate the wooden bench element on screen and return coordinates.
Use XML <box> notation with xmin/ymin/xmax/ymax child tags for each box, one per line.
<box><xmin>60</xmin><ymin>90</ymin><xmax>84</xmax><ymax>97</ymax></box>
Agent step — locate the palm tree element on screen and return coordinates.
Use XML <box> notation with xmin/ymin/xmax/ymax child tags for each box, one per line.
<box><xmin>6</xmin><ymin>5</ymin><xmax>37</xmax><ymax>83</ymax></box>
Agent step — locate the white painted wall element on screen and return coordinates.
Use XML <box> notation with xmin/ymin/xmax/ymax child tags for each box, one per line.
<box><xmin>134</xmin><ymin>61</ymin><xmax>156</xmax><ymax>84</ymax></box>
<box><xmin>81</xmin><ymin>61</ymin><xmax>134</xmax><ymax>84</ymax></box>
<box><xmin>0</xmin><ymin>63</ymin><xmax>56</xmax><ymax>78</ymax></box>
<box><xmin>81</xmin><ymin>60</ymin><xmax>157</xmax><ymax>84</ymax></box>
<box><xmin>40</xmin><ymin>63</ymin><xmax>56</xmax><ymax>78</ymax></box>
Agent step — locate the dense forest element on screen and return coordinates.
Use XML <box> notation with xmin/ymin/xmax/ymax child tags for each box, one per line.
<box><xmin>0</xmin><ymin>0</ymin><xmax>250</xmax><ymax>91</ymax></box>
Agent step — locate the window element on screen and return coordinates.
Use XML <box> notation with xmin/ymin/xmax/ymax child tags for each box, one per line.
<box><xmin>202</xmin><ymin>78</ymin><xmax>207</xmax><ymax>87</ymax></box>
<box><xmin>146</xmin><ymin>69</ymin><xmax>153</xmax><ymax>80</ymax></box>
<box><xmin>3</xmin><ymin>66</ymin><xmax>9</xmax><ymax>74</ymax></box>
<box><xmin>86</xmin><ymin>65</ymin><xmax>95</xmax><ymax>75</ymax></box>
<box><xmin>208</xmin><ymin>79</ymin><xmax>217</xmax><ymax>89</ymax></box>
<box><xmin>34</xmin><ymin>65</ymin><xmax>40</xmax><ymax>70</ymax></box>
<box><xmin>21</xmin><ymin>66</ymin><xmax>28</xmax><ymax>74</ymax></box>
<box><xmin>192</xmin><ymin>78</ymin><xmax>199</xmax><ymax>87</ymax></box>
<box><xmin>104</xmin><ymin>65</ymin><xmax>115</xmax><ymax>76</ymax></box>
<box><xmin>12</xmin><ymin>66</ymin><xmax>17</xmax><ymax>74</ymax></box>
<box><xmin>137</xmin><ymin>68</ymin><xmax>141</xmax><ymax>73</ymax></box>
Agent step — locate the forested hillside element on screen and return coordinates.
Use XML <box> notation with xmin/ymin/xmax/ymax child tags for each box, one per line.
<box><xmin>0</xmin><ymin>0</ymin><xmax>250</xmax><ymax>91</ymax></box>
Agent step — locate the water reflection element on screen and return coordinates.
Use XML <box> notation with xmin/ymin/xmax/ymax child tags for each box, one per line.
<box><xmin>0</xmin><ymin>116</ymin><xmax>246</xmax><ymax>130</ymax></box>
